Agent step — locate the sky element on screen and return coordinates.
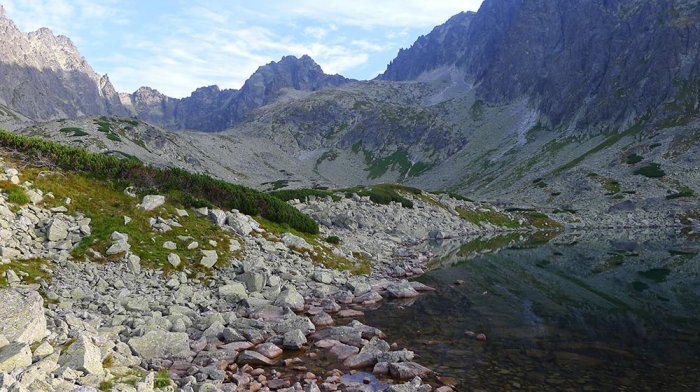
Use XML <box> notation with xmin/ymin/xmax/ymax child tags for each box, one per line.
<box><xmin>2</xmin><ymin>0</ymin><xmax>484</xmax><ymax>98</ymax></box>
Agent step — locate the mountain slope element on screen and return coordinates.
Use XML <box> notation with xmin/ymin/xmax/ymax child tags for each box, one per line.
<box><xmin>0</xmin><ymin>5</ymin><xmax>127</xmax><ymax>120</ymax></box>
<box><xmin>380</xmin><ymin>0</ymin><xmax>700</xmax><ymax>130</ymax></box>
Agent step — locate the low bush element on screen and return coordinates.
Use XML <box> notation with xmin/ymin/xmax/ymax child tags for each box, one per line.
<box><xmin>0</xmin><ymin>130</ymin><xmax>318</xmax><ymax>233</ymax></box>
<box><xmin>325</xmin><ymin>235</ymin><xmax>341</xmax><ymax>244</ymax></box>
<box><xmin>633</xmin><ymin>163</ymin><xmax>665</xmax><ymax>178</ymax></box>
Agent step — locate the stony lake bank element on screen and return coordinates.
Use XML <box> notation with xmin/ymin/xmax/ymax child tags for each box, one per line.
<box><xmin>0</xmin><ymin>155</ymin><xmax>697</xmax><ymax>392</ymax></box>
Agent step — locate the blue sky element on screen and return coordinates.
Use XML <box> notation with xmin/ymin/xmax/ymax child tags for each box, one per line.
<box><xmin>2</xmin><ymin>0</ymin><xmax>483</xmax><ymax>98</ymax></box>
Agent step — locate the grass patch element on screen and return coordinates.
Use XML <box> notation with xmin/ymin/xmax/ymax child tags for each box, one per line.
<box><xmin>325</xmin><ymin>235</ymin><xmax>340</xmax><ymax>244</ymax></box>
<box><xmin>633</xmin><ymin>163</ymin><xmax>666</xmax><ymax>178</ymax></box>
<box><xmin>0</xmin><ymin>180</ymin><xmax>30</xmax><ymax>205</ymax></box>
<box><xmin>0</xmin><ymin>130</ymin><xmax>318</xmax><ymax>234</ymax></box>
<box><xmin>28</xmin><ymin>170</ymin><xmax>236</xmax><ymax>273</ymax></box>
<box><xmin>666</xmin><ymin>186</ymin><xmax>695</xmax><ymax>199</ymax></box>
<box><xmin>59</xmin><ymin>127</ymin><xmax>88</xmax><ymax>137</ymax></box>
<box><xmin>456</xmin><ymin>207</ymin><xmax>523</xmax><ymax>229</ymax></box>
<box><xmin>106</xmin><ymin>133</ymin><xmax>122</xmax><ymax>142</ymax></box>
<box><xmin>154</xmin><ymin>369</ymin><xmax>171</xmax><ymax>388</ymax></box>
<box><xmin>0</xmin><ymin>258</ymin><xmax>51</xmax><ymax>287</ymax></box>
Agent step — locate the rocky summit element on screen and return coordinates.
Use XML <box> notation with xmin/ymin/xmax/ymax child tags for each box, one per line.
<box><xmin>0</xmin><ymin>0</ymin><xmax>698</xmax><ymax>391</ymax></box>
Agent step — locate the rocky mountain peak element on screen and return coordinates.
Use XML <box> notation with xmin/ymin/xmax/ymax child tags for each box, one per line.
<box><xmin>0</xmin><ymin>5</ymin><xmax>6</xmax><ymax>18</ymax></box>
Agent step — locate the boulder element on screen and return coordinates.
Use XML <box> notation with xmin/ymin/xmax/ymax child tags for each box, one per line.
<box><xmin>46</xmin><ymin>219</ymin><xmax>68</xmax><ymax>241</ymax></box>
<box><xmin>208</xmin><ymin>209</ymin><xmax>227</xmax><ymax>227</ymax></box>
<box><xmin>281</xmin><ymin>233</ymin><xmax>314</xmax><ymax>252</ymax></box>
<box><xmin>386</xmin><ymin>281</ymin><xmax>420</xmax><ymax>298</ymax></box>
<box><xmin>106</xmin><ymin>240</ymin><xmax>130</xmax><ymax>255</ymax></box>
<box><xmin>282</xmin><ymin>329</ymin><xmax>307</xmax><ymax>350</ymax></box>
<box><xmin>58</xmin><ymin>334</ymin><xmax>104</xmax><ymax>375</ymax></box>
<box><xmin>0</xmin><ymin>342</ymin><xmax>31</xmax><ymax>372</ymax></box>
<box><xmin>237</xmin><ymin>350</ymin><xmax>275</xmax><ymax>366</ymax></box>
<box><xmin>0</xmin><ymin>289</ymin><xmax>48</xmax><ymax>344</ymax></box>
<box><xmin>273</xmin><ymin>286</ymin><xmax>304</xmax><ymax>311</ymax></box>
<box><xmin>219</xmin><ymin>283</ymin><xmax>248</xmax><ymax>302</ymax></box>
<box><xmin>255</xmin><ymin>342</ymin><xmax>283</xmax><ymax>358</ymax></box>
<box><xmin>388</xmin><ymin>362</ymin><xmax>432</xmax><ymax>379</ymax></box>
<box><xmin>138</xmin><ymin>195</ymin><xmax>165</xmax><ymax>211</ymax></box>
<box><xmin>241</xmin><ymin>271</ymin><xmax>265</xmax><ymax>292</ymax></box>
<box><xmin>128</xmin><ymin>330</ymin><xmax>192</xmax><ymax>360</ymax></box>
<box><xmin>200</xmin><ymin>250</ymin><xmax>218</xmax><ymax>268</ymax></box>
<box><xmin>167</xmin><ymin>253</ymin><xmax>181</xmax><ymax>268</ymax></box>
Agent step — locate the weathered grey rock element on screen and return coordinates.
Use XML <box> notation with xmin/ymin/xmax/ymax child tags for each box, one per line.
<box><xmin>0</xmin><ymin>289</ymin><xmax>48</xmax><ymax>344</ymax></box>
<box><xmin>209</xmin><ymin>209</ymin><xmax>227</xmax><ymax>227</ymax></box>
<box><xmin>128</xmin><ymin>330</ymin><xmax>192</xmax><ymax>360</ymax></box>
<box><xmin>386</xmin><ymin>281</ymin><xmax>420</xmax><ymax>298</ymax></box>
<box><xmin>219</xmin><ymin>283</ymin><xmax>248</xmax><ymax>302</ymax></box>
<box><xmin>237</xmin><ymin>350</ymin><xmax>275</xmax><ymax>366</ymax></box>
<box><xmin>273</xmin><ymin>286</ymin><xmax>304</xmax><ymax>311</ymax></box>
<box><xmin>388</xmin><ymin>362</ymin><xmax>432</xmax><ymax>379</ymax></box>
<box><xmin>163</xmin><ymin>241</ymin><xmax>177</xmax><ymax>250</ymax></box>
<box><xmin>241</xmin><ymin>271</ymin><xmax>265</xmax><ymax>292</ymax></box>
<box><xmin>168</xmin><ymin>253</ymin><xmax>181</xmax><ymax>268</ymax></box>
<box><xmin>110</xmin><ymin>231</ymin><xmax>129</xmax><ymax>241</ymax></box>
<box><xmin>0</xmin><ymin>342</ymin><xmax>31</xmax><ymax>372</ymax></box>
<box><xmin>106</xmin><ymin>240</ymin><xmax>130</xmax><ymax>255</ymax></box>
<box><xmin>58</xmin><ymin>334</ymin><xmax>103</xmax><ymax>375</ymax></box>
<box><xmin>200</xmin><ymin>250</ymin><xmax>218</xmax><ymax>268</ymax></box>
<box><xmin>0</xmin><ymin>247</ymin><xmax>20</xmax><ymax>260</ymax></box>
<box><xmin>138</xmin><ymin>195</ymin><xmax>165</xmax><ymax>211</ymax></box>
<box><xmin>3</xmin><ymin>269</ymin><xmax>20</xmax><ymax>284</ymax></box>
<box><xmin>256</xmin><ymin>342</ymin><xmax>283</xmax><ymax>358</ymax></box>
<box><xmin>281</xmin><ymin>233</ymin><xmax>314</xmax><ymax>252</ymax></box>
<box><xmin>282</xmin><ymin>329</ymin><xmax>307</xmax><ymax>350</ymax></box>
<box><xmin>46</xmin><ymin>219</ymin><xmax>68</xmax><ymax>241</ymax></box>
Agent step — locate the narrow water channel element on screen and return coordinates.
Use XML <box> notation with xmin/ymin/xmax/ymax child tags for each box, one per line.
<box><xmin>361</xmin><ymin>230</ymin><xmax>700</xmax><ymax>391</ymax></box>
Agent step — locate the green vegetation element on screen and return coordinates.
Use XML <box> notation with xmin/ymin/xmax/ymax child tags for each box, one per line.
<box><xmin>106</xmin><ymin>133</ymin><xmax>122</xmax><ymax>142</ymax></box>
<box><xmin>0</xmin><ymin>258</ymin><xmax>51</xmax><ymax>287</ymax></box>
<box><xmin>633</xmin><ymin>163</ymin><xmax>666</xmax><ymax>178</ymax></box>
<box><xmin>0</xmin><ymin>180</ymin><xmax>30</xmax><ymax>205</ymax></box>
<box><xmin>59</xmin><ymin>127</ymin><xmax>89</xmax><ymax>137</ymax></box>
<box><xmin>27</xmin><ymin>169</ymin><xmax>238</xmax><ymax>273</ymax></box>
<box><xmin>270</xmin><ymin>188</ymin><xmax>340</xmax><ymax>202</ymax></box>
<box><xmin>261</xmin><ymin>179</ymin><xmax>290</xmax><ymax>191</ymax></box>
<box><xmin>553</xmin><ymin>116</ymin><xmax>649</xmax><ymax>174</ymax></box>
<box><xmin>456</xmin><ymin>207</ymin><xmax>523</xmax><ymax>229</ymax></box>
<box><xmin>625</xmin><ymin>153</ymin><xmax>644</xmax><ymax>164</ymax></box>
<box><xmin>0</xmin><ymin>130</ymin><xmax>318</xmax><ymax>234</ymax></box>
<box><xmin>344</xmin><ymin>184</ymin><xmax>419</xmax><ymax>208</ymax></box>
<box><xmin>154</xmin><ymin>369</ymin><xmax>171</xmax><ymax>388</ymax></box>
<box><xmin>666</xmin><ymin>186</ymin><xmax>695</xmax><ymax>199</ymax></box>
<box><xmin>366</xmin><ymin>150</ymin><xmax>412</xmax><ymax>179</ymax></box>
<box><xmin>587</xmin><ymin>173</ymin><xmax>621</xmax><ymax>194</ymax></box>
<box><xmin>325</xmin><ymin>235</ymin><xmax>340</xmax><ymax>244</ymax></box>
<box><xmin>315</xmin><ymin>150</ymin><xmax>339</xmax><ymax>167</ymax></box>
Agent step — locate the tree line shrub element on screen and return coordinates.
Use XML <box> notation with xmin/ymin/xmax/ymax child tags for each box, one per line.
<box><xmin>0</xmin><ymin>130</ymin><xmax>318</xmax><ymax>233</ymax></box>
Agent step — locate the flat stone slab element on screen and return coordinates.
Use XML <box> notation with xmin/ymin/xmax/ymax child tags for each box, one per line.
<box><xmin>0</xmin><ymin>289</ymin><xmax>48</xmax><ymax>344</ymax></box>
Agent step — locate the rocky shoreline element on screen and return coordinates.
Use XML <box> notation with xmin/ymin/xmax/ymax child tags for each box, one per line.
<box><xmin>0</xmin><ymin>160</ymin><xmax>502</xmax><ymax>392</ymax></box>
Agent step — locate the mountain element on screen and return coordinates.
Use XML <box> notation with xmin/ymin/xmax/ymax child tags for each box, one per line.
<box><xmin>380</xmin><ymin>0</ymin><xmax>700</xmax><ymax>131</ymax></box>
<box><xmin>122</xmin><ymin>55</ymin><xmax>352</xmax><ymax>131</ymax></box>
<box><xmin>0</xmin><ymin>5</ymin><xmax>127</xmax><ymax>120</ymax></box>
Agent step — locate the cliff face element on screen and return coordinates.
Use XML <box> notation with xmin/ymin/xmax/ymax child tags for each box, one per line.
<box><xmin>0</xmin><ymin>6</ymin><xmax>128</xmax><ymax>120</ymax></box>
<box><xmin>380</xmin><ymin>0</ymin><xmax>700</xmax><ymax>130</ymax></box>
<box><xmin>122</xmin><ymin>55</ymin><xmax>352</xmax><ymax>131</ymax></box>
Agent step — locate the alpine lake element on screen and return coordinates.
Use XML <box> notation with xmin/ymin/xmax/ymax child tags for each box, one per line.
<box><xmin>359</xmin><ymin>229</ymin><xmax>700</xmax><ymax>391</ymax></box>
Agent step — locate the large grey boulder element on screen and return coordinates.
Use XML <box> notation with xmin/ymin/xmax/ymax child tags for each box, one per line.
<box><xmin>281</xmin><ymin>233</ymin><xmax>314</xmax><ymax>252</ymax></box>
<box><xmin>128</xmin><ymin>330</ymin><xmax>191</xmax><ymax>360</ymax></box>
<box><xmin>240</xmin><ymin>271</ymin><xmax>266</xmax><ymax>292</ymax></box>
<box><xmin>46</xmin><ymin>219</ymin><xmax>68</xmax><ymax>241</ymax></box>
<box><xmin>208</xmin><ymin>209</ymin><xmax>227</xmax><ymax>227</ymax></box>
<box><xmin>138</xmin><ymin>195</ymin><xmax>165</xmax><ymax>211</ymax></box>
<box><xmin>0</xmin><ymin>342</ymin><xmax>31</xmax><ymax>372</ymax></box>
<box><xmin>218</xmin><ymin>283</ymin><xmax>248</xmax><ymax>302</ymax></box>
<box><xmin>58</xmin><ymin>334</ymin><xmax>103</xmax><ymax>376</ymax></box>
<box><xmin>273</xmin><ymin>287</ymin><xmax>304</xmax><ymax>311</ymax></box>
<box><xmin>200</xmin><ymin>250</ymin><xmax>218</xmax><ymax>268</ymax></box>
<box><xmin>0</xmin><ymin>289</ymin><xmax>48</xmax><ymax>344</ymax></box>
